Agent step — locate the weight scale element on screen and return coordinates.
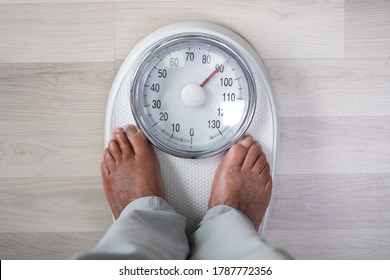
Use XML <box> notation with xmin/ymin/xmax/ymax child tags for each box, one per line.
<box><xmin>105</xmin><ymin>22</ymin><xmax>278</xmax><ymax>235</ymax></box>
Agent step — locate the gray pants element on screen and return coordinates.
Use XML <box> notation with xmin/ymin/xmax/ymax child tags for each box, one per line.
<box><xmin>77</xmin><ymin>196</ymin><xmax>289</xmax><ymax>260</ymax></box>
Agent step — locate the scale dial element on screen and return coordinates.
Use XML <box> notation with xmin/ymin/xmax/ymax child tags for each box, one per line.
<box><xmin>131</xmin><ymin>36</ymin><xmax>256</xmax><ymax>158</ymax></box>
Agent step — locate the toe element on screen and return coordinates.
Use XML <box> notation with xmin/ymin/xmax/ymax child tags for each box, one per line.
<box><xmin>253</xmin><ymin>152</ymin><xmax>267</xmax><ymax>175</ymax></box>
<box><xmin>100</xmin><ymin>161</ymin><xmax>110</xmax><ymax>176</ymax></box>
<box><xmin>114</xmin><ymin>128</ymin><xmax>133</xmax><ymax>156</ymax></box>
<box><xmin>239</xmin><ymin>134</ymin><xmax>254</xmax><ymax>149</ymax></box>
<box><xmin>265</xmin><ymin>176</ymin><xmax>273</xmax><ymax>194</ymax></box>
<box><xmin>124</xmin><ymin>124</ymin><xmax>138</xmax><ymax>138</ymax></box>
<box><xmin>225</xmin><ymin>135</ymin><xmax>254</xmax><ymax>166</ymax></box>
<box><xmin>103</xmin><ymin>148</ymin><xmax>116</xmax><ymax>170</ymax></box>
<box><xmin>259</xmin><ymin>161</ymin><xmax>271</xmax><ymax>179</ymax></box>
<box><xmin>107</xmin><ymin>139</ymin><xmax>122</xmax><ymax>161</ymax></box>
<box><xmin>242</xmin><ymin>142</ymin><xmax>262</xmax><ymax>170</ymax></box>
<box><xmin>125</xmin><ymin>125</ymin><xmax>153</xmax><ymax>156</ymax></box>
<box><xmin>225</xmin><ymin>143</ymin><xmax>248</xmax><ymax>166</ymax></box>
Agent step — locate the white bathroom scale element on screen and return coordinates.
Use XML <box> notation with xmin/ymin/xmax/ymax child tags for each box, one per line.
<box><xmin>104</xmin><ymin>22</ymin><xmax>278</xmax><ymax>235</ymax></box>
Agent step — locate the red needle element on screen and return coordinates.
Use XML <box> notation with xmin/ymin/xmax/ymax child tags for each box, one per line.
<box><xmin>200</xmin><ymin>68</ymin><xmax>219</xmax><ymax>88</ymax></box>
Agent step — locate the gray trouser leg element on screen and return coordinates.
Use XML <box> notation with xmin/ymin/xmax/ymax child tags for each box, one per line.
<box><xmin>76</xmin><ymin>196</ymin><xmax>189</xmax><ymax>260</ymax></box>
<box><xmin>189</xmin><ymin>205</ymin><xmax>290</xmax><ymax>260</ymax></box>
<box><xmin>76</xmin><ymin>197</ymin><xmax>289</xmax><ymax>260</ymax></box>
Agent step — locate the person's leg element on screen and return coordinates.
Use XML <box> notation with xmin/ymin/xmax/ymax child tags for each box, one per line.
<box><xmin>76</xmin><ymin>125</ymin><xmax>189</xmax><ymax>260</ymax></box>
<box><xmin>101</xmin><ymin>125</ymin><xmax>164</xmax><ymax>219</ymax></box>
<box><xmin>209</xmin><ymin>135</ymin><xmax>271</xmax><ymax>229</ymax></box>
<box><xmin>189</xmin><ymin>135</ymin><xmax>290</xmax><ymax>259</ymax></box>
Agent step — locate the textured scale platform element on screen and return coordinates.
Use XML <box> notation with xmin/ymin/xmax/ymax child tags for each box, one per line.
<box><xmin>109</xmin><ymin>71</ymin><xmax>276</xmax><ymax>234</ymax></box>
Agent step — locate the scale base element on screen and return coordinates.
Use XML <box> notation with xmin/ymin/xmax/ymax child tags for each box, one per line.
<box><xmin>105</xmin><ymin>22</ymin><xmax>278</xmax><ymax>235</ymax></box>
<box><xmin>107</xmin><ymin>71</ymin><xmax>276</xmax><ymax>235</ymax></box>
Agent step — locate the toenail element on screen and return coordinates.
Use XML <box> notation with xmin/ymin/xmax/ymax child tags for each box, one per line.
<box><xmin>240</xmin><ymin>135</ymin><xmax>253</xmax><ymax>148</ymax></box>
<box><xmin>125</xmin><ymin>125</ymin><xmax>137</xmax><ymax>138</ymax></box>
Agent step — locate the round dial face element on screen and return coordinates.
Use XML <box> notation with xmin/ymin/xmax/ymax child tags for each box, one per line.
<box><xmin>131</xmin><ymin>36</ymin><xmax>256</xmax><ymax>158</ymax></box>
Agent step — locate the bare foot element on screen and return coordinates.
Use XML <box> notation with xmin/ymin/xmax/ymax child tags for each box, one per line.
<box><xmin>208</xmin><ymin>135</ymin><xmax>272</xmax><ymax>229</ymax></box>
<box><xmin>101</xmin><ymin>125</ymin><xmax>164</xmax><ymax>219</ymax></box>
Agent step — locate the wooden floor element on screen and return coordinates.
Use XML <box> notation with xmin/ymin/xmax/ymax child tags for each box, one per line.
<box><xmin>0</xmin><ymin>0</ymin><xmax>389</xmax><ymax>259</ymax></box>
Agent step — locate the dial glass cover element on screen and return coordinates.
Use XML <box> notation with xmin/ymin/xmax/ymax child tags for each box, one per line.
<box><xmin>131</xmin><ymin>35</ymin><xmax>256</xmax><ymax>158</ymax></box>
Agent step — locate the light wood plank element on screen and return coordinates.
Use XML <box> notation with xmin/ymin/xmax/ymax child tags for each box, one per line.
<box><xmin>0</xmin><ymin>3</ymin><xmax>114</xmax><ymax>63</ymax></box>
<box><xmin>265</xmin><ymin>229</ymin><xmax>390</xmax><ymax>259</ymax></box>
<box><xmin>0</xmin><ymin>62</ymin><xmax>114</xmax><ymax>125</ymax></box>
<box><xmin>0</xmin><ymin>62</ymin><xmax>114</xmax><ymax>177</ymax></box>
<box><xmin>266</xmin><ymin>173</ymin><xmax>390</xmax><ymax>259</ymax></box>
<box><xmin>264</xmin><ymin>58</ymin><xmax>390</xmax><ymax>117</ymax></box>
<box><xmin>268</xmin><ymin>174</ymin><xmax>390</xmax><ymax>230</ymax></box>
<box><xmin>0</xmin><ymin>177</ymin><xmax>112</xmax><ymax>233</ymax></box>
<box><xmin>0</xmin><ymin>1</ymin><xmax>106</xmax><ymax>3</ymax></box>
<box><xmin>0</xmin><ymin>132</ymin><xmax>104</xmax><ymax>177</ymax></box>
<box><xmin>278</xmin><ymin>117</ymin><xmax>390</xmax><ymax>174</ymax></box>
<box><xmin>345</xmin><ymin>0</ymin><xmax>390</xmax><ymax>57</ymax></box>
<box><xmin>114</xmin><ymin>0</ymin><xmax>344</xmax><ymax>60</ymax></box>
<box><xmin>0</xmin><ymin>232</ymin><xmax>104</xmax><ymax>259</ymax></box>
<box><xmin>266</xmin><ymin>58</ymin><xmax>390</xmax><ymax>78</ymax></box>
<box><xmin>0</xmin><ymin>0</ymin><xmax>389</xmax><ymax>261</ymax></box>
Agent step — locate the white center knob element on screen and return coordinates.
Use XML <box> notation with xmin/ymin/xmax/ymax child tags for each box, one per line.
<box><xmin>181</xmin><ymin>83</ymin><xmax>206</xmax><ymax>108</ymax></box>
